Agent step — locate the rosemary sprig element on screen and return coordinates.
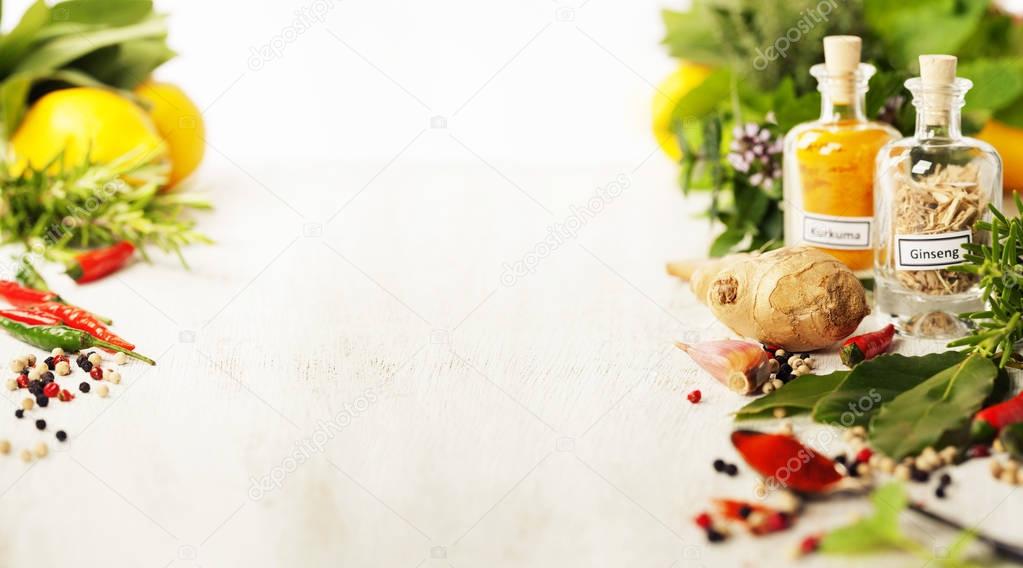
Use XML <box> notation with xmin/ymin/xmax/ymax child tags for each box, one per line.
<box><xmin>0</xmin><ymin>153</ymin><xmax>212</xmax><ymax>266</ymax></box>
<box><xmin>948</xmin><ymin>194</ymin><xmax>1023</xmax><ymax>367</ymax></box>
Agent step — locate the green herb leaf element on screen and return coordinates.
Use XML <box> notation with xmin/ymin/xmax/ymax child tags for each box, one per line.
<box><xmin>865</xmin><ymin>0</ymin><xmax>989</xmax><ymax>68</ymax></box>
<box><xmin>870</xmin><ymin>354</ymin><xmax>998</xmax><ymax>460</ymax></box>
<box><xmin>820</xmin><ymin>482</ymin><xmax>908</xmax><ymax>555</ymax></box>
<box><xmin>50</xmin><ymin>0</ymin><xmax>153</xmax><ymax>26</ymax></box>
<box><xmin>669</xmin><ymin>67</ymin><xmax>731</xmax><ymax>127</ymax></box>
<box><xmin>959</xmin><ymin>58</ymin><xmax>1023</xmax><ymax>113</ymax></box>
<box><xmin>735</xmin><ymin>370</ymin><xmax>847</xmax><ymax>421</ymax></box>
<box><xmin>660</xmin><ymin>7</ymin><xmax>725</xmax><ymax>66</ymax></box>
<box><xmin>813</xmin><ymin>352</ymin><xmax>968</xmax><ymax>428</ymax></box>
<box><xmin>13</xmin><ymin>14</ymin><xmax>167</xmax><ymax>74</ymax></box>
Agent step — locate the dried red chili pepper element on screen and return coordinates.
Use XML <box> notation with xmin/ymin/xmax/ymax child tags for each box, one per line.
<box><xmin>66</xmin><ymin>241</ymin><xmax>136</xmax><ymax>283</ymax></box>
<box><xmin>0</xmin><ymin>309</ymin><xmax>62</xmax><ymax>327</ymax></box>
<box><xmin>730</xmin><ymin>430</ymin><xmax>843</xmax><ymax>493</ymax></box>
<box><xmin>972</xmin><ymin>391</ymin><xmax>1023</xmax><ymax>443</ymax></box>
<box><xmin>840</xmin><ymin>324</ymin><xmax>896</xmax><ymax>367</ymax></box>
<box><xmin>25</xmin><ymin>302</ymin><xmax>135</xmax><ymax>351</ymax></box>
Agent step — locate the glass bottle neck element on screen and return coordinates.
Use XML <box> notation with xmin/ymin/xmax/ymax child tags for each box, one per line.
<box><xmin>914</xmin><ymin>108</ymin><xmax>962</xmax><ymax>140</ymax></box>
<box><xmin>819</xmin><ymin>91</ymin><xmax>866</xmax><ymax>122</ymax></box>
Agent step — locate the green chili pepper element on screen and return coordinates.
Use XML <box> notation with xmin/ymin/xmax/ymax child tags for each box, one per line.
<box><xmin>0</xmin><ymin>317</ymin><xmax>155</xmax><ymax>365</ymax></box>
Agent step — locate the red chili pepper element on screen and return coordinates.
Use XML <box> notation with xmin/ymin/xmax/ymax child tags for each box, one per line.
<box><xmin>66</xmin><ymin>241</ymin><xmax>136</xmax><ymax>283</ymax></box>
<box><xmin>971</xmin><ymin>391</ymin><xmax>1023</xmax><ymax>443</ymax></box>
<box><xmin>840</xmin><ymin>324</ymin><xmax>896</xmax><ymax>367</ymax></box>
<box><xmin>43</xmin><ymin>382</ymin><xmax>59</xmax><ymax>398</ymax></box>
<box><xmin>0</xmin><ymin>309</ymin><xmax>62</xmax><ymax>327</ymax></box>
<box><xmin>731</xmin><ymin>430</ymin><xmax>843</xmax><ymax>493</ymax></box>
<box><xmin>25</xmin><ymin>302</ymin><xmax>135</xmax><ymax>351</ymax></box>
<box><xmin>0</xmin><ymin>280</ymin><xmax>59</xmax><ymax>307</ymax></box>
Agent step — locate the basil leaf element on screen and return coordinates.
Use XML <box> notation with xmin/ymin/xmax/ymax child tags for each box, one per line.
<box><xmin>812</xmin><ymin>351</ymin><xmax>968</xmax><ymax>428</ymax></box>
<box><xmin>870</xmin><ymin>355</ymin><xmax>998</xmax><ymax>460</ymax></box>
<box><xmin>13</xmin><ymin>15</ymin><xmax>167</xmax><ymax>74</ymax></box>
<box><xmin>735</xmin><ymin>370</ymin><xmax>847</xmax><ymax>421</ymax></box>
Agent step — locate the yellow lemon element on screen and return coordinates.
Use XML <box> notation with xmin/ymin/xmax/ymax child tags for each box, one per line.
<box><xmin>11</xmin><ymin>87</ymin><xmax>166</xmax><ymax>174</ymax></box>
<box><xmin>135</xmin><ymin>81</ymin><xmax>206</xmax><ymax>188</ymax></box>
<box><xmin>652</xmin><ymin>61</ymin><xmax>713</xmax><ymax>162</ymax></box>
<box><xmin>977</xmin><ymin>119</ymin><xmax>1023</xmax><ymax>195</ymax></box>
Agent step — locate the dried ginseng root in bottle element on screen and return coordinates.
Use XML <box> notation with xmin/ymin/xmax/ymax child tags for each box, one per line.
<box><xmin>874</xmin><ymin>54</ymin><xmax>1003</xmax><ymax>338</ymax></box>
<box><xmin>783</xmin><ymin>36</ymin><xmax>899</xmax><ymax>274</ymax></box>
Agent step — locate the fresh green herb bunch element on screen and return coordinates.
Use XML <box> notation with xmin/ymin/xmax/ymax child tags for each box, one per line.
<box><xmin>0</xmin><ymin>153</ymin><xmax>212</xmax><ymax>265</ymax></box>
<box><xmin>949</xmin><ymin>195</ymin><xmax>1023</xmax><ymax>367</ymax></box>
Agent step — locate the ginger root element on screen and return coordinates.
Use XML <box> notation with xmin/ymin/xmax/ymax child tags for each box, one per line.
<box><xmin>668</xmin><ymin>246</ymin><xmax>869</xmax><ymax>351</ymax></box>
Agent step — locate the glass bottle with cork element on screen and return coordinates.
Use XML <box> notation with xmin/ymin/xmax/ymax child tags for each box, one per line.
<box><xmin>874</xmin><ymin>55</ymin><xmax>1002</xmax><ymax>338</ymax></box>
<box><xmin>783</xmin><ymin>36</ymin><xmax>899</xmax><ymax>274</ymax></box>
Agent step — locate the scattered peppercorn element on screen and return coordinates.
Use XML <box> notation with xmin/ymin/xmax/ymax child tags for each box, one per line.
<box><xmin>16</xmin><ymin>375</ymin><xmax>28</xmax><ymax>389</ymax></box>
<box><xmin>35</xmin><ymin>419</ymin><xmax>45</xmax><ymax>430</ymax></box>
<box><xmin>935</xmin><ymin>486</ymin><xmax>947</xmax><ymax>499</ymax></box>
<box><xmin>79</xmin><ymin>360</ymin><xmax>92</xmax><ymax>372</ymax></box>
<box><xmin>855</xmin><ymin>448</ymin><xmax>873</xmax><ymax>463</ymax></box>
<box><xmin>40</xmin><ymin>371</ymin><xmax>53</xmax><ymax>383</ymax></box>
<box><xmin>706</xmin><ymin>529</ymin><xmax>726</xmax><ymax>543</ymax></box>
<box><xmin>14</xmin><ymin>409</ymin><xmax>23</xmax><ymax>419</ymax></box>
<box><xmin>90</xmin><ymin>367</ymin><xmax>103</xmax><ymax>380</ymax></box>
<box><xmin>56</xmin><ymin>430</ymin><xmax>67</xmax><ymax>442</ymax></box>
<box><xmin>44</xmin><ymin>356</ymin><xmax>54</xmax><ymax>370</ymax></box>
<box><xmin>968</xmin><ymin>445</ymin><xmax>990</xmax><ymax>459</ymax></box>
<box><xmin>76</xmin><ymin>353</ymin><xmax>88</xmax><ymax>367</ymax></box>
<box><xmin>724</xmin><ymin>463</ymin><xmax>738</xmax><ymax>477</ymax></box>
<box><xmin>737</xmin><ymin>505</ymin><xmax>752</xmax><ymax>519</ymax></box>
<box><xmin>42</xmin><ymin>382</ymin><xmax>59</xmax><ymax>398</ymax></box>
<box><xmin>35</xmin><ymin>394</ymin><xmax>48</xmax><ymax>407</ymax></box>
<box><xmin>833</xmin><ymin>453</ymin><xmax>848</xmax><ymax>467</ymax></box>
<box><xmin>79</xmin><ymin>382</ymin><xmax>90</xmax><ymax>393</ymax></box>
<box><xmin>58</xmin><ymin>389</ymin><xmax>74</xmax><ymax>402</ymax></box>
<box><xmin>687</xmin><ymin>389</ymin><xmax>702</xmax><ymax>404</ymax></box>
<box><xmin>799</xmin><ymin>535</ymin><xmax>820</xmax><ymax>555</ymax></box>
<box><xmin>910</xmin><ymin>467</ymin><xmax>930</xmax><ymax>483</ymax></box>
<box><xmin>713</xmin><ymin>459</ymin><xmax>726</xmax><ymax>473</ymax></box>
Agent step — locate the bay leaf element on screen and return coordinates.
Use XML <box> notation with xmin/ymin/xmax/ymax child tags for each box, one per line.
<box><xmin>812</xmin><ymin>351</ymin><xmax>968</xmax><ymax>428</ymax></box>
<box><xmin>734</xmin><ymin>370</ymin><xmax>847</xmax><ymax>421</ymax></box>
<box><xmin>870</xmin><ymin>355</ymin><xmax>998</xmax><ymax>460</ymax></box>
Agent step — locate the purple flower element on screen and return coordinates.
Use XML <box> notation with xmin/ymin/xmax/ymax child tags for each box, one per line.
<box><xmin>726</xmin><ymin>122</ymin><xmax>781</xmax><ymax>190</ymax></box>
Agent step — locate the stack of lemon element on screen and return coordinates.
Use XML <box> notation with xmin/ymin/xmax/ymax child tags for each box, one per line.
<box><xmin>10</xmin><ymin>83</ymin><xmax>205</xmax><ymax>189</ymax></box>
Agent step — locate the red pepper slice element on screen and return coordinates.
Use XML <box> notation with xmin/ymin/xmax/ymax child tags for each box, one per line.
<box><xmin>731</xmin><ymin>430</ymin><xmax>843</xmax><ymax>493</ymax></box>
<box><xmin>840</xmin><ymin>324</ymin><xmax>896</xmax><ymax>367</ymax></box>
<box><xmin>0</xmin><ymin>309</ymin><xmax>62</xmax><ymax>327</ymax></box>
<box><xmin>66</xmin><ymin>241</ymin><xmax>136</xmax><ymax>283</ymax></box>
<box><xmin>25</xmin><ymin>302</ymin><xmax>135</xmax><ymax>351</ymax></box>
<box><xmin>972</xmin><ymin>391</ymin><xmax>1023</xmax><ymax>443</ymax></box>
<box><xmin>0</xmin><ymin>280</ymin><xmax>60</xmax><ymax>307</ymax></box>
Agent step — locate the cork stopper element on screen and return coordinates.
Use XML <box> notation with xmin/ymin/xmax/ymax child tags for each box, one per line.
<box><xmin>919</xmin><ymin>54</ymin><xmax>958</xmax><ymax>119</ymax></box>
<box><xmin>823</xmin><ymin>36</ymin><xmax>861</xmax><ymax>104</ymax></box>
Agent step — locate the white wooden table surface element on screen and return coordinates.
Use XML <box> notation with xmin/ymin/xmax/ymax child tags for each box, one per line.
<box><xmin>0</xmin><ymin>154</ymin><xmax>1020</xmax><ymax>568</ymax></box>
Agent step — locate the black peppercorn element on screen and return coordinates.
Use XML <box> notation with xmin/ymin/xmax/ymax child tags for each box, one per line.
<box><xmin>713</xmin><ymin>459</ymin><xmax>726</xmax><ymax>473</ymax></box>
<box><xmin>939</xmin><ymin>473</ymin><xmax>951</xmax><ymax>486</ymax></box>
<box><xmin>935</xmin><ymin>486</ymin><xmax>946</xmax><ymax>499</ymax></box>
<box><xmin>833</xmin><ymin>454</ymin><xmax>848</xmax><ymax>466</ymax></box>
<box><xmin>14</xmin><ymin>409</ymin><xmax>23</xmax><ymax>418</ymax></box>
<box><xmin>79</xmin><ymin>382</ymin><xmax>91</xmax><ymax>393</ymax></box>
<box><xmin>41</xmin><ymin>371</ymin><xmax>54</xmax><ymax>382</ymax></box>
<box><xmin>76</xmin><ymin>354</ymin><xmax>88</xmax><ymax>366</ymax></box>
<box><xmin>44</xmin><ymin>356</ymin><xmax>54</xmax><ymax>370</ymax></box>
<box><xmin>910</xmin><ymin>467</ymin><xmax>930</xmax><ymax>483</ymax></box>
<box><xmin>35</xmin><ymin>419</ymin><xmax>45</xmax><ymax>430</ymax></box>
<box><xmin>724</xmin><ymin>463</ymin><xmax>738</xmax><ymax>477</ymax></box>
<box><xmin>56</xmin><ymin>430</ymin><xmax>67</xmax><ymax>442</ymax></box>
<box><xmin>36</xmin><ymin>395</ymin><xmax>48</xmax><ymax>407</ymax></box>
<box><xmin>706</xmin><ymin>529</ymin><xmax>726</xmax><ymax>543</ymax></box>
<box><xmin>80</xmin><ymin>360</ymin><xmax>93</xmax><ymax>372</ymax></box>
<box><xmin>738</xmin><ymin>505</ymin><xmax>752</xmax><ymax>518</ymax></box>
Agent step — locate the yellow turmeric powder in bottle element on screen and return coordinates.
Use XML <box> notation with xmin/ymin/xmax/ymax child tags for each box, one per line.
<box><xmin>783</xmin><ymin>36</ymin><xmax>898</xmax><ymax>273</ymax></box>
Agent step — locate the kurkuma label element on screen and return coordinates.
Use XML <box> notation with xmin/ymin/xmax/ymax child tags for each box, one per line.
<box><xmin>801</xmin><ymin>212</ymin><xmax>872</xmax><ymax>249</ymax></box>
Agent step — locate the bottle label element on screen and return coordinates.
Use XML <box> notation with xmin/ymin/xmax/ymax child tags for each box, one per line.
<box><xmin>894</xmin><ymin>230</ymin><xmax>972</xmax><ymax>270</ymax></box>
<box><xmin>800</xmin><ymin>212</ymin><xmax>872</xmax><ymax>249</ymax></box>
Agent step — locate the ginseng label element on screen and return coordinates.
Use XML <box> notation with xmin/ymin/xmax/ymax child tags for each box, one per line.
<box><xmin>895</xmin><ymin>230</ymin><xmax>972</xmax><ymax>270</ymax></box>
<box><xmin>801</xmin><ymin>212</ymin><xmax>872</xmax><ymax>249</ymax></box>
